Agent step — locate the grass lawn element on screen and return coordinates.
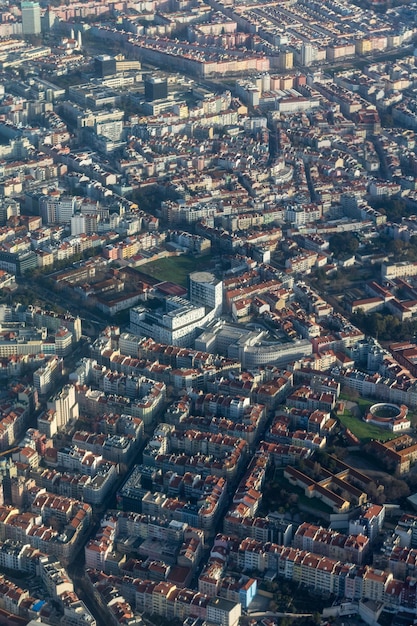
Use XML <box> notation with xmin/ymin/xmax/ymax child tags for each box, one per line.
<box><xmin>138</xmin><ymin>254</ymin><xmax>213</xmax><ymax>287</ymax></box>
<box><xmin>355</xmin><ymin>396</ymin><xmax>374</xmax><ymax>411</ymax></box>
<box><xmin>339</xmin><ymin>392</ymin><xmax>373</xmax><ymax>413</ymax></box>
<box><xmin>339</xmin><ymin>394</ymin><xmax>396</xmax><ymax>441</ymax></box>
<box><xmin>298</xmin><ymin>491</ymin><xmax>333</xmax><ymax>514</ymax></box>
<box><xmin>338</xmin><ymin>409</ymin><xmax>396</xmax><ymax>443</ymax></box>
<box><xmin>408</xmin><ymin>411</ymin><xmax>417</xmax><ymax>427</ymax></box>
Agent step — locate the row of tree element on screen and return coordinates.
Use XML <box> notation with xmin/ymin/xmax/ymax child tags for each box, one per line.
<box><xmin>352</xmin><ymin>309</ymin><xmax>417</xmax><ymax>341</ymax></box>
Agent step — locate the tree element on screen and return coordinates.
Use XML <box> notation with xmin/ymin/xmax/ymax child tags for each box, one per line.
<box><xmin>370</xmin><ymin>197</ymin><xmax>411</xmax><ymax>223</ymax></box>
<box><xmin>386</xmin><ymin>238</ymin><xmax>404</xmax><ymax>258</ymax></box>
<box><xmin>312</xmin><ymin>462</ymin><xmax>322</xmax><ymax>478</ymax></box>
<box><xmin>352</xmin><ymin>309</ymin><xmax>417</xmax><ymax>342</ymax></box>
<box><xmin>381</xmin><ymin>476</ymin><xmax>410</xmax><ymax>502</ymax></box>
<box><xmin>329</xmin><ymin>232</ymin><xmax>359</xmax><ymax>258</ymax></box>
<box><xmin>327</xmin><ymin>457</ymin><xmax>337</xmax><ymax>473</ymax></box>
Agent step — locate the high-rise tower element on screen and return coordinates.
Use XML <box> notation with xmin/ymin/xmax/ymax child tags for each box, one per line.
<box><xmin>21</xmin><ymin>1</ymin><xmax>41</xmax><ymax>35</ymax></box>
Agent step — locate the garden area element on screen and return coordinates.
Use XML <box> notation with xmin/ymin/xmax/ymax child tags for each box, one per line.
<box><xmin>338</xmin><ymin>394</ymin><xmax>397</xmax><ymax>443</ymax></box>
<box><xmin>138</xmin><ymin>254</ymin><xmax>213</xmax><ymax>287</ymax></box>
<box><xmin>338</xmin><ymin>409</ymin><xmax>397</xmax><ymax>443</ymax></box>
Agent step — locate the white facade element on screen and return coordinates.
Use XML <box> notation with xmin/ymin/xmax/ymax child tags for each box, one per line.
<box><xmin>207</xmin><ymin>598</ymin><xmax>241</xmax><ymax>626</ymax></box>
<box><xmin>130</xmin><ymin>296</ymin><xmax>217</xmax><ymax>346</ymax></box>
<box><xmin>189</xmin><ymin>271</ymin><xmax>223</xmax><ymax>313</ymax></box>
<box><xmin>47</xmin><ymin>384</ymin><xmax>79</xmax><ymax>430</ymax></box>
<box><xmin>22</xmin><ymin>1</ymin><xmax>41</xmax><ymax>35</ymax></box>
<box><xmin>71</xmin><ymin>213</ymin><xmax>86</xmax><ymax>236</ymax></box>
<box><xmin>40</xmin><ymin>196</ymin><xmax>77</xmax><ymax>225</ymax></box>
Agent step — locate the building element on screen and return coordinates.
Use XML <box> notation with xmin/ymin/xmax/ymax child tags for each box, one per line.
<box><xmin>189</xmin><ymin>271</ymin><xmax>223</xmax><ymax>314</ymax></box>
<box><xmin>207</xmin><ymin>597</ymin><xmax>241</xmax><ymax>626</ymax></box>
<box><xmin>145</xmin><ymin>76</ymin><xmax>168</xmax><ymax>101</ymax></box>
<box><xmin>46</xmin><ymin>384</ymin><xmax>79</xmax><ymax>432</ymax></box>
<box><xmin>95</xmin><ymin>55</ymin><xmax>117</xmax><ymax>77</ymax></box>
<box><xmin>39</xmin><ymin>196</ymin><xmax>77</xmax><ymax>225</ymax></box>
<box><xmin>0</xmin><ymin>250</ymin><xmax>38</xmax><ymax>276</ymax></box>
<box><xmin>71</xmin><ymin>213</ymin><xmax>99</xmax><ymax>236</ymax></box>
<box><xmin>382</xmin><ymin>262</ymin><xmax>417</xmax><ymax>280</ymax></box>
<box><xmin>130</xmin><ymin>297</ymin><xmax>215</xmax><ymax>347</ymax></box>
<box><xmin>33</xmin><ymin>356</ymin><xmax>62</xmax><ymax>395</ymax></box>
<box><xmin>28</xmin><ymin>306</ymin><xmax>82</xmax><ymax>341</ymax></box>
<box><xmin>0</xmin><ymin>200</ymin><xmax>19</xmax><ymax>225</ymax></box>
<box><xmin>368</xmin><ymin>437</ymin><xmax>417</xmax><ymax>475</ymax></box>
<box><xmin>349</xmin><ymin>505</ymin><xmax>386</xmax><ymax>541</ymax></box>
<box><xmin>21</xmin><ymin>1</ymin><xmax>41</xmax><ymax>35</ymax></box>
<box><xmin>300</xmin><ymin>43</ymin><xmax>315</xmax><ymax>66</ymax></box>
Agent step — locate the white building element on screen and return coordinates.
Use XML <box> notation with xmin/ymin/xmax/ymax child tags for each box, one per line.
<box><xmin>189</xmin><ymin>271</ymin><xmax>223</xmax><ymax>314</ymax></box>
<box><xmin>130</xmin><ymin>296</ymin><xmax>216</xmax><ymax>347</ymax></box>
<box><xmin>47</xmin><ymin>384</ymin><xmax>79</xmax><ymax>430</ymax></box>
<box><xmin>71</xmin><ymin>213</ymin><xmax>99</xmax><ymax>236</ymax></box>
<box><xmin>22</xmin><ymin>1</ymin><xmax>41</xmax><ymax>35</ymax></box>
<box><xmin>207</xmin><ymin>597</ymin><xmax>241</xmax><ymax>626</ymax></box>
<box><xmin>33</xmin><ymin>356</ymin><xmax>62</xmax><ymax>395</ymax></box>
<box><xmin>39</xmin><ymin>196</ymin><xmax>77</xmax><ymax>225</ymax></box>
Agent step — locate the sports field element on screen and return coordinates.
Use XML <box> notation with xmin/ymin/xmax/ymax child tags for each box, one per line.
<box><xmin>138</xmin><ymin>254</ymin><xmax>213</xmax><ymax>287</ymax></box>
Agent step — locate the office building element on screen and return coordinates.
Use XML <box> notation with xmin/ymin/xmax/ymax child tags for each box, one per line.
<box><xmin>21</xmin><ymin>1</ymin><xmax>41</xmax><ymax>35</ymax></box>
<box><xmin>189</xmin><ymin>271</ymin><xmax>223</xmax><ymax>314</ymax></box>
<box><xmin>144</xmin><ymin>76</ymin><xmax>168</xmax><ymax>101</ymax></box>
<box><xmin>95</xmin><ymin>55</ymin><xmax>117</xmax><ymax>78</ymax></box>
<box><xmin>39</xmin><ymin>196</ymin><xmax>77</xmax><ymax>225</ymax></box>
<box><xmin>130</xmin><ymin>297</ymin><xmax>208</xmax><ymax>347</ymax></box>
<box><xmin>0</xmin><ymin>250</ymin><xmax>37</xmax><ymax>276</ymax></box>
<box><xmin>47</xmin><ymin>384</ymin><xmax>79</xmax><ymax>430</ymax></box>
